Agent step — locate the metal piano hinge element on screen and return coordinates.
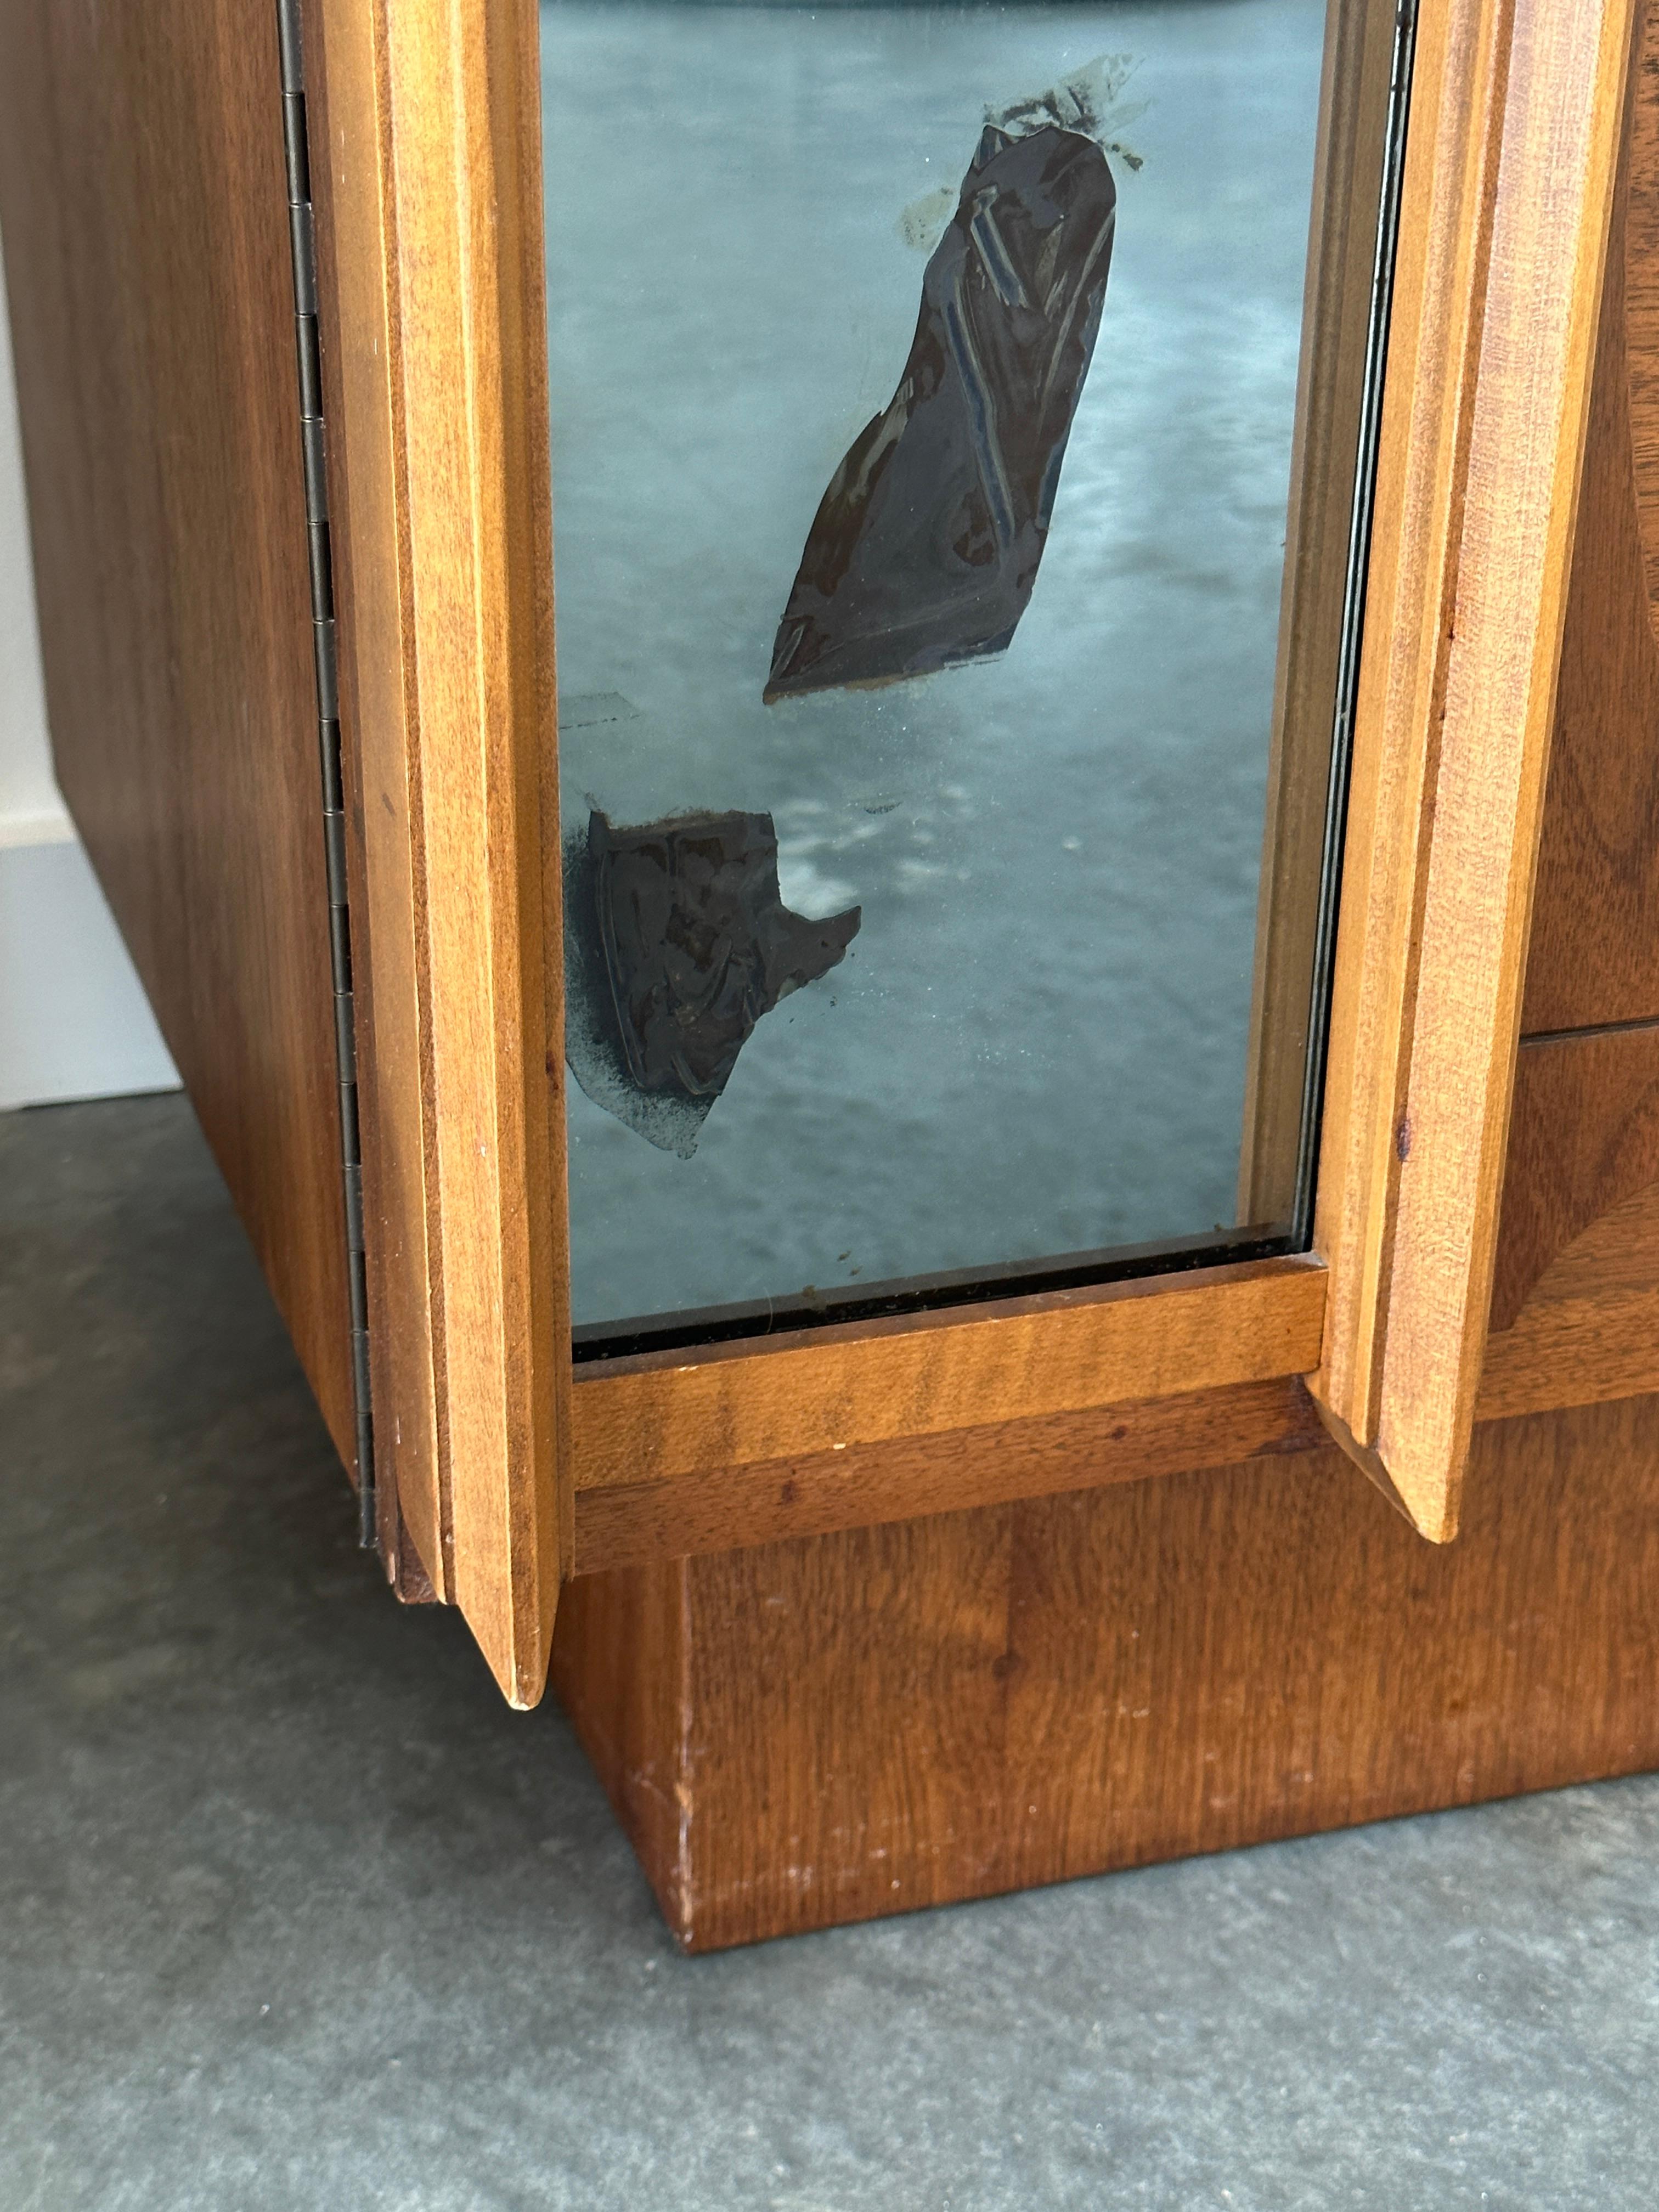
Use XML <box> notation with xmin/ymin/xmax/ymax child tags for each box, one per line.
<box><xmin>276</xmin><ymin>0</ymin><xmax>376</xmax><ymax>1548</ymax></box>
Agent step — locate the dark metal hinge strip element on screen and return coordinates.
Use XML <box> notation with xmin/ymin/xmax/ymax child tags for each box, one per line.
<box><xmin>276</xmin><ymin>0</ymin><xmax>375</xmax><ymax>1546</ymax></box>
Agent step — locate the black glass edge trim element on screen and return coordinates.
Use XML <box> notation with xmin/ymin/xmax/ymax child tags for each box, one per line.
<box><xmin>573</xmin><ymin>1224</ymin><xmax>1293</xmax><ymax>1365</ymax></box>
<box><xmin>1290</xmin><ymin>0</ymin><xmax>1422</xmax><ymax>1249</ymax></box>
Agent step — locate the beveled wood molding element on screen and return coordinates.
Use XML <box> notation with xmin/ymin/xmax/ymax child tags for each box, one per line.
<box><xmin>307</xmin><ymin>0</ymin><xmax>571</xmax><ymax>1707</ymax></box>
<box><xmin>571</xmin><ymin>1218</ymin><xmax>1659</xmax><ymax>1572</ymax></box>
<box><xmin>1311</xmin><ymin>0</ymin><xmax>1637</xmax><ymax>1543</ymax></box>
<box><xmin>573</xmin><ymin>1253</ymin><xmax>1326</xmax><ymax>1492</ymax></box>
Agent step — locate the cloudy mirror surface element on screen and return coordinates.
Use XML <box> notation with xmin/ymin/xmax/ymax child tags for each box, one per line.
<box><xmin>545</xmin><ymin>0</ymin><xmax>1335</xmax><ymax>1336</ymax></box>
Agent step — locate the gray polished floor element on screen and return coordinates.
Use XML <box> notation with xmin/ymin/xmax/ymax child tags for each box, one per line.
<box><xmin>2</xmin><ymin>1091</ymin><xmax>1655</xmax><ymax>2211</ymax></box>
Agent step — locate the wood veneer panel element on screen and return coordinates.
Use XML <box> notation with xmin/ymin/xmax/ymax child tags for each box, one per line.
<box><xmin>551</xmin><ymin>1559</ymin><xmax>687</xmax><ymax>1918</ymax></box>
<box><xmin>572</xmin><ymin>1375</ymin><xmax>1327</xmax><ymax>1574</ymax></box>
<box><xmin>1480</xmin><ymin>1177</ymin><xmax>1659</xmax><ymax>1419</ymax></box>
<box><xmin>0</xmin><ymin>4</ymin><xmax>355</xmax><ymax>1464</ymax></box>
<box><xmin>1488</xmin><ymin>1022</ymin><xmax>1659</xmax><ymax>1329</ymax></box>
<box><xmin>1524</xmin><ymin>14</ymin><xmax>1659</xmax><ymax>1032</ymax></box>
<box><xmin>555</xmin><ymin>1394</ymin><xmax>1659</xmax><ymax>1951</ymax></box>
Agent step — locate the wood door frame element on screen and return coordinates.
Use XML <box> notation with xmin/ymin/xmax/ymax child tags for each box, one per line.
<box><xmin>304</xmin><ymin>0</ymin><xmax>1645</xmax><ymax>1679</ymax></box>
<box><xmin>564</xmin><ymin>0</ymin><xmax>1644</xmax><ymax>1572</ymax></box>
<box><xmin>1309</xmin><ymin>0</ymin><xmax>1638</xmax><ymax>1537</ymax></box>
<box><xmin>305</xmin><ymin>0</ymin><xmax>571</xmax><ymax>1707</ymax></box>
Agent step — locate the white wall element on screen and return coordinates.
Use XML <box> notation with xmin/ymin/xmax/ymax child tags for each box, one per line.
<box><xmin>0</xmin><ymin>242</ymin><xmax>179</xmax><ymax>1112</ymax></box>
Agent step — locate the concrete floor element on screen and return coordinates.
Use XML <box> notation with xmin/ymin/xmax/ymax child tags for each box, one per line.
<box><xmin>2</xmin><ymin>1092</ymin><xmax>1656</xmax><ymax>2211</ymax></box>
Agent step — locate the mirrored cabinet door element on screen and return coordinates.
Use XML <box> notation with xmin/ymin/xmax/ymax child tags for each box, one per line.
<box><xmin>2</xmin><ymin>0</ymin><xmax>1631</xmax><ymax>1719</ymax></box>
<box><xmin>540</xmin><ymin>0</ymin><xmax>1411</xmax><ymax>1351</ymax></box>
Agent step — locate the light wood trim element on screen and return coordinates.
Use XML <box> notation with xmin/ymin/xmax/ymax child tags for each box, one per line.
<box><xmin>309</xmin><ymin>0</ymin><xmax>571</xmax><ymax>1706</ymax></box>
<box><xmin>573</xmin><ymin>1257</ymin><xmax>1325</xmax><ymax>1493</ymax></box>
<box><xmin>1311</xmin><ymin>0</ymin><xmax>1634</xmax><ymax>1539</ymax></box>
<box><xmin>1240</xmin><ymin>0</ymin><xmax>1402</xmax><ymax>1225</ymax></box>
<box><xmin>1312</xmin><ymin>0</ymin><xmax>1514</xmax><ymax>1486</ymax></box>
<box><xmin>572</xmin><ymin>1180</ymin><xmax>1659</xmax><ymax>1564</ymax></box>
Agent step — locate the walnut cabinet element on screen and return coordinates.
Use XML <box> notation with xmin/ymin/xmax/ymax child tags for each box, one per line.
<box><xmin>3</xmin><ymin>0</ymin><xmax>1657</xmax><ymax>1949</ymax></box>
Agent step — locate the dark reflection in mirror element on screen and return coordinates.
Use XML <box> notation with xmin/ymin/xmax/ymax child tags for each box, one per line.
<box><xmin>564</xmin><ymin>809</ymin><xmax>861</xmax><ymax>1157</ymax></box>
<box><xmin>768</xmin><ymin>87</ymin><xmax>1119</xmax><ymax>699</ymax></box>
<box><xmin>545</xmin><ymin>0</ymin><xmax>1394</xmax><ymax>1339</ymax></box>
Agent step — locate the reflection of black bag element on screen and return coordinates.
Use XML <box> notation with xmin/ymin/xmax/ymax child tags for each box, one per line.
<box><xmin>564</xmin><ymin>810</ymin><xmax>861</xmax><ymax>1157</ymax></box>
<box><xmin>766</xmin><ymin>122</ymin><xmax>1117</xmax><ymax>703</ymax></box>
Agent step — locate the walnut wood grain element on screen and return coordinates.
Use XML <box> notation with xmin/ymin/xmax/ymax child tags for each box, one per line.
<box><xmin>573</xmin><ymin>1213</ymin><xmax>1659</xmax><ymax>1570</ymax></box>
<box><xmin>1524</xmin><ymin>18</ymin><xmax>1659</xmax><ymax>1033</ymax></box>
<box><xmin>1488</xmin><ymin>1021</ymin><xmax>1659</xmax><ymax>1329</ymax></box>
<box><xmin>573</xmin><ymin>1375</ymin><xmax>1327</xmax><ymax>1574</ymax></box>
<box><xmin>1623</xmin><ymin>0</ymin><xmax>1659</xmax><ymax>644</ymax></box>
<box><xmin>572</xmin><ymin>1256</ymin><xmax>1325</xmax><ymax>1497</ymax></box>
<box><xmin>0</xmin><ymin>3</ymin><xmax>356</xmax><ymax>1466</ymax></box>
<box><xmin>1313</xmin><ymin>0</ymin><xmax>1637</xmax><ymax>1541</ymax></box>
<box><xmin>1479</xmin><ymin>1176</ymin><xmax>1659</xmax><ymax>1419</ymax></box>
<box><xmin>551</xmin><ymin>1560</ymin><xmax>692</xmax><ymax>1924</ymax></box>
<box><xmin>555</xmin><ymin>1392</ymin><xmax>1659</xmax><ymax>1951</ymax></box>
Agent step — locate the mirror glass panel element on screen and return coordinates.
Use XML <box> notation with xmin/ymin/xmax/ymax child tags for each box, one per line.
<box><xmin>542</xmin><ymin>0</ymin><xmax>1409</xmax><ymax>1347</ymax></box>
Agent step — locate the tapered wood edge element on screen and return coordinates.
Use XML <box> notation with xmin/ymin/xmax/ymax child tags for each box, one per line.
<box><xmin>574</xmin><ymin>1256</ymin><xmax>1328</xmax><ymax>1498</ymax></box>
<box><xmin>1312</xmin><ymin>1394</ymin><xmax>1454</xmax><ymax>1539</ymax></box>
<box><xmin>304</xmin><ymin>0</ymin><xmax>445</xmax><ymax>1602</ymax></box>
<box><xmin>1311</xmin><ymin>0</ymin><xmax>1513</xmax><ymax>1451</ymax></box>
<box><xmin>309</xmin><ymin>0</ymin><xmax>571</xmax><ymax>1707</ymax></box>
<box><xmin>1375</xmin><ymin>0</ymin><xmax>1637</xmax><ymax>1530</ymax></box>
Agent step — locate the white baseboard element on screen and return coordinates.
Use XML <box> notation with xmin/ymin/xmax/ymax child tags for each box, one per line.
<box><xmin>0</xmin><ymin>826</ymin><xmax>180</xmax><ymax>1111</ymax></box>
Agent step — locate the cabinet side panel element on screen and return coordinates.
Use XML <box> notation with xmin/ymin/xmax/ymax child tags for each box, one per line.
<box><xmin>550</xmin><ymin>1561</ymin><xmax>691</xmax><ymax>1927</ymax></box>
<box><xmin>0</xmin><ymin>6</ymin><xmax>354</xmax><ymax>1463</ymax></box>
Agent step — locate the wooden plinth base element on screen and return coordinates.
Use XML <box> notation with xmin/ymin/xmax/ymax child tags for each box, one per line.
<box><xmin>550</xmin><ymin>1391</ymin><xmax>1659</xmax><ymax>1953</ymax></box>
